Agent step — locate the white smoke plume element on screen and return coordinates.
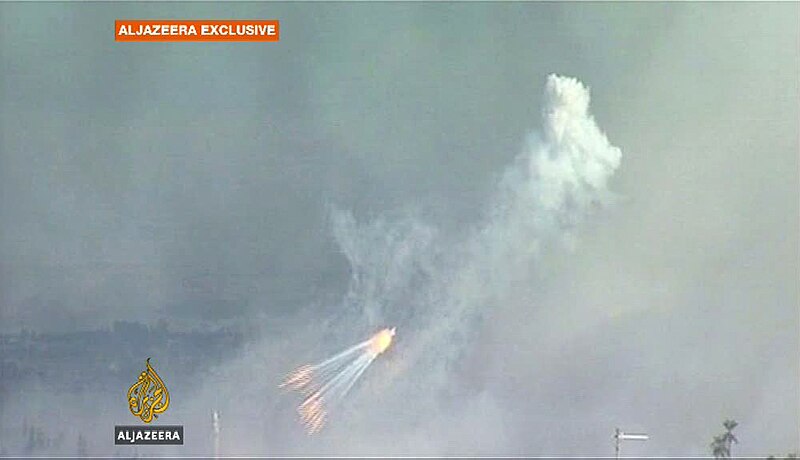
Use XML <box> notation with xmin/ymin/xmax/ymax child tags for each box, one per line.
<box><xmin>331</xmin><ymin>74</ymin><xmax>623</xmax><ymax>400</ymax></box>
<box><xmin>175</xmin><ymin>74</ymin><xmax>625</xmax><ymax>456</ymax></box>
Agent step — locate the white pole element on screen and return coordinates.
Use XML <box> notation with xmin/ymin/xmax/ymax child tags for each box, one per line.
<box><xmin>212</xmin><ymin>410</ymin><xmax>221</xmax><ymax>459</ymax></box>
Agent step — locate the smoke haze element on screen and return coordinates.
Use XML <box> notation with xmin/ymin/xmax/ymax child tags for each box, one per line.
<box><xmin>1</xmin><ymin>2</ymin><xmax>797</xmax><ymax>457</ymax></box>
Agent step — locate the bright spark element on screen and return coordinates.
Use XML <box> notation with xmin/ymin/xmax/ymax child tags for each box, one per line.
<box><xmin>369</xmin><ymin>326</ymin><xmax>395</xmax><ymax>356</ymax></box>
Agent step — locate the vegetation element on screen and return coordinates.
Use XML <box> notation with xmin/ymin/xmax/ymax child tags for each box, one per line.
<box><xmin>710</xmin><ymin>419</ymin><xmax>738</xmax><ymax>459</ymax></box>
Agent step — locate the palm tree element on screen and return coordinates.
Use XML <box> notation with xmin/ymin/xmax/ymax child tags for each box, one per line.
<box><xmin>711</xmin><ymin>435</ymin><xmax>727</xmax><ymax>459</ymax></box>
<box><xmin>710</xmin><ymin>419</ymin><xmax>738</xmax><ymax>458</ymax></box>
<box><xmin>722</xmin><ymin>419</ymin><xmax>739</xmax><ymax>456</ymax></box>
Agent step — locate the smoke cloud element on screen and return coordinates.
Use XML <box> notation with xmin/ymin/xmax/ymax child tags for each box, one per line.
<box><xmin>173</xmin><ymin>74</ymin><xmax>625</xmax><ymax>456</ymax></box>
<box><xmin>183</xmin><ymin>74</ymin><xmax>624</xmax><ymax>455</ymax></box>
<box><xmin>331</xmin><ymin>74</ymin><xmax>621</xmax><ymax>380</ymax></box>
<box><xmin>1</xmin><ymin>3</ymin><xmax>796</xmax><ymax>457</ymax></box>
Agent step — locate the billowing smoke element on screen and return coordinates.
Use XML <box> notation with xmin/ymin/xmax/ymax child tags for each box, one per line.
<box><xmin>80</xmin><ymin>74</ymin><xmax>625</xmax><ymax>456</ymax></box>
<box><xmin>331</xmin><ymin>74</ymin><xmax>622</xmax><ymax>387</ymax></box>
<box><xmin>511</xmin><ymin>74</ymin><xmax>621</xmax><ymax>237</ymax></box>
<box><xmin>296</xmin><ymin>75</ymin><xmax>621</xmax><ymax>446</ymax></box>
<box><xmin>3</xmin><ymin>3</ymin><xmax>796</xmax><ymax>456</ymax></box>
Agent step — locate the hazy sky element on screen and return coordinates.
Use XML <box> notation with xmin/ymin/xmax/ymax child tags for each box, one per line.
<box><xmin>1</xmin><ymin>2</ymin><xmax>798</xmax><ymax>457</ymax></box>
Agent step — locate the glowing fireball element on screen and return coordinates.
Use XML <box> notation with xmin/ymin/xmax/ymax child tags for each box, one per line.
<box><xmin>369</xmin><ymin>327</ymin><xmax>396</xmax><ymax>356</ymax></box>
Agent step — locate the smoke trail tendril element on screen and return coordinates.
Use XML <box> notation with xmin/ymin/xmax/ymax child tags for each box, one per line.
<box><xmin>331</xmin><ymin>74</ymin><xmax>623</xmax><ymax>394</ymax></box>
<box><xmin>280</xmin><ymin>74</ymin><xmax>623</xmax><ymax>435</ymax></box>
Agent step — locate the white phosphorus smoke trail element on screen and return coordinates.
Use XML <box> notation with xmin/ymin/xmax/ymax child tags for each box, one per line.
<box><xmin>277</xmin><ymin>74</ymin><xmax>622</xmax><ymax>439</ymax></box>
<box><xmin>280</xmin><ymin>328</ymin><xmax>396</xmax><ymax>434</ymax></box>
<box><xmin>330</xmin><ymin>74</ymin><xmax>623</xmax><ymax>395</ymax></box>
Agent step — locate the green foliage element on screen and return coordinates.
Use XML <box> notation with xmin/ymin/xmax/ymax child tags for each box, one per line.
<box><xmin>710</xmin><ymin>419</ymin><xmax>738</xmax><ymax>459</ymax></box>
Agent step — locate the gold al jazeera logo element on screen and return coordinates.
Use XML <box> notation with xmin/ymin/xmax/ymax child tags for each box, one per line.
<box><xmin>115</xmin><ymin>358</ymin><xmax>184</xmax><ymax>445</ymax></box>
<box><xmin>128</xmin><ymin>358</ymin><xmax>169</xmax><ymax>422</ymax></box>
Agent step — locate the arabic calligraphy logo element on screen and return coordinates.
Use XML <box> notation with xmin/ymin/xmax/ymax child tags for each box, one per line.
<box><xmin>127</xmin><ymin>358</ymin><xmax>170</xmax><ymax>423</ymax></box>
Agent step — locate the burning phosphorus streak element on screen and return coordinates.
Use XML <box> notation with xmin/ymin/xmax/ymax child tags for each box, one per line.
<box><xmin>279</xmin><ymin>327</ymin><xmax>396</xmax><ymax>434</ymax></box>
